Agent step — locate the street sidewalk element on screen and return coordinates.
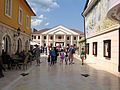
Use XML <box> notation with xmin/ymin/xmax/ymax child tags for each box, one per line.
<box><xmin>0</xmin><ymin>54</ymin><xmax>48</xmax><ymax>90</ymax></box>
<box><xmin>74</xmin><ymin>54</ymin><xmax>120</xmax><ymax>77</ymax></box>
<box><xmin>0</xmin><ymin>61</ymin><xmax>36</xmax><ymax>90</ymax></box>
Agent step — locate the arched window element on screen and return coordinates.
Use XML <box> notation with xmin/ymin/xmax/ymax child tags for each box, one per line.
<box><xmin>17</xmin><ymin>38</ymin><xmax>22</xmax><ymax>53</ymax></box>
<box><xmin>2</xmin><ymin>35</ymin><xmax>11</xmax><ymax>54</ymax></box>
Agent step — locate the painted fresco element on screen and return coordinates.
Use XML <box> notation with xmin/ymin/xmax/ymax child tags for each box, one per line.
<box><xmin>85</xmin><ymin>0</ymin><xmax>117</xmax><ymax>37</ymax></box>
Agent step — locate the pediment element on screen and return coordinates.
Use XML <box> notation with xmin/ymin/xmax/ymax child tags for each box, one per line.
<box><xmin>49</xmin><ymin>30</ymin><xmax>68</xmax><ymax>35</ymax></box>
<box><xmin>41</xmin><ymin>25</ymin><xmax>79</xmax><ymax>35</ymax></box>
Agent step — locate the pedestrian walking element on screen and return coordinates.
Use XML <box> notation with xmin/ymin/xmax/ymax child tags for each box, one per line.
<box><xmin>33</xmin><ymin>44</ymin><xmax>41</xmax><ymax>66</ymax></box>
<box><xmin>81</xmin><ymin>48</ymin><xmax>85</xmax><ymax>65</ymax></box>
<box><xmin>47</xmin><ymin>55</ymin><xmax>51</xmax><ymax>66</ymax></box>
<box><xmin>54</xmin><ymin>47</ymin><xmax>58</xmax><ymax>63</ymax></box>
<box><xmin>60</xmin><ymin>49</ymin><xmax>65</xmax><ymax>64</ymax></box>
<box><xmin>50</xmin><ymin>47</ymin><xmax>56</xmax><ymax>65</ymax></box>
<box><xmin>65</xmin><ymin>51</ymin><xmax>68</xmax><ymax>65</ymax></box>
<box><xmin>68</xmin><ymin>45</ymin><xmax>75</xmax><ymax>64</ymax></box>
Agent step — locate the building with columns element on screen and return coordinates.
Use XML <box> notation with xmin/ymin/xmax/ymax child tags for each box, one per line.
<box><xmin>83</xmin><ymin>0</ymin><xmax>120</xmax><ymax>74</ymax></box>
<box><xmin>32</xmin><ymin>25</ymin><xmax>84</xmax><ymax>48</ymax></box>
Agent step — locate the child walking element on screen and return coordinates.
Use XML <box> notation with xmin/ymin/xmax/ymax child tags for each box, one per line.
<box><xmin>81</xmin><ymin>48</ymin><xmax>85</xmax><ymax>65</ymax></box>
<box><xmin>60</xmin><ymin>49</ymin><xmax>65</xmax><ymax>64</ymax></box>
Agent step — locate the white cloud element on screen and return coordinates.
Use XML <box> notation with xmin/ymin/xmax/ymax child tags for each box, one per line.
<box><xmin>45</xmin><ymin>22</ymin><xmax>50</xmax><ymax>26</ymax></box>
<box><xmin>27</xmin><ymin>0</ymin><xmax>59</xmax><ymax>12</ymax></box>
<box><xmin>38</xmin><ymin>15</ymin><xmax>44</xmax><ymax>19</ymax></box>
<box><xmin>31</xmin><ymin>19</ymin><xmax>43</xmax><ymax>26</ymax></box>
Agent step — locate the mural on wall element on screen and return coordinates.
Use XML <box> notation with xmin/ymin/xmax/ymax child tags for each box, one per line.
<box><xmin>85</xmin><ymin>0</ymin><xmax>117</xmax><ymax>37</ymax></box>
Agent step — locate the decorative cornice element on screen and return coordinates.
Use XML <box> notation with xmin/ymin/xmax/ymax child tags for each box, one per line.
<box><xmin>82</xmin><ymin>0</ymin><xmax>99</xmax><ymax>16</ymax></box>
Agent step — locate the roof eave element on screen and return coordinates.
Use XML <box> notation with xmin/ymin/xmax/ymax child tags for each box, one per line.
<box><xmin>82</xmin><ymin>0</ymin><xmax>99</xmax><ymax>16</ymax></box>
<box><xmin>25</xmin><ymin>0</ymin><xmax>36</xmax><ymax>16</ymax></box>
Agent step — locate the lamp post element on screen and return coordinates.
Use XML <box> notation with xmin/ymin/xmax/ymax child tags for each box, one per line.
<box><xmin>14</xmin><ymin>27</ymin><xmax>21</xmax><ymax>37</ymax></box>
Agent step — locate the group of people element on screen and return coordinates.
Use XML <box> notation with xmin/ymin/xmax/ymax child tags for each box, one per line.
<box><xmin>0</xmin><ymin>44</ymin><xmax>85</xmax><ymax>78</ymax></box>
<box><xmin>32</xmin><ymin>44</ymin><xmax>85</xmax><ymax>66</ymax></box>
<box><xmin>47</xmin><ymin>45</ymin><xmax>76</xmax><ymax>66</ymax></box>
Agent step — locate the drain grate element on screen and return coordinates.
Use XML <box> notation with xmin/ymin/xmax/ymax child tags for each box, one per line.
<box><xmin>20</xmin><ymin>73</ymin><xmax>29</xmax><ymax>76</ymax></box>
<box><xmin>81</xmin><ymin>74</ymin><xmax>90</xmax><ymax>77</ymax></box>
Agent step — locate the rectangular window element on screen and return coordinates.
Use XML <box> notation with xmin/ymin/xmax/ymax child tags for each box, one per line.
<box><xmin>86</xmin><ymin>43</ymin><xmax>89</xmax><ymax>54</ymax></box>
<box><xmin>58</xmin><ymin>36</ymin><xmax>61</xmax><ymax>39</ymax></box>
<box><xmin>103</xmin><ymin>40</ymin><xmax>111</xmax><ymax>58</ymax></box>
<box><xmin>74</xmin><ymin>37</ymin><xmax>76</xmax><ymax>40</ymax></box>
<box><xmin>67</xmin><ymin>37</ymin><xmax>69</xmax><ymax>40</ymax></box>
<box><xmin>26</xmin><ymin>15</ymin><xmax>29</xmax><ymax>28</ymax></box>
<box><xmin>5</xmin><ymin>0</ymin><xmax>12</xmax><ymax>17</ymax></box>
<box><xmin>38</xmin><ymin>36</ymin><xmax>40</xmax><ymax>39</ymax></box>
<box><xmin>34</xmin><ymin>36</ymin><xmax>36</xmax><ymax>39</ymax></box>
<box><xmin>50</xmin><ymin>36</ymin><xmax>53</xmax><ymax>40</ymax></box>
<box><xmin>44</xmin><ymin>36</ymin><xmax>46</xmax><ymax>39</ymax></box>
<box><xmin>18</xmin><ymin>7</ymin><xmax>23</xmax><ymax>25</ymax></box>
<box><xmin>93</xmin><ymin>42</ymin><xmax>97</xmax><ymax>56</ymax></box>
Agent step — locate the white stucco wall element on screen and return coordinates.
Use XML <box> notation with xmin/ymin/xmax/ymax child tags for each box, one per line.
<box><xmin>86</xmin><ymin>29</ymin><xmax>119</xmax><ymax>72</ymax></box>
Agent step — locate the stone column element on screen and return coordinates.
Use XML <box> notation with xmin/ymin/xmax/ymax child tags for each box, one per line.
<box><xmin>64</xmin><ymin>35</ymin><xmax>66</xmax><ymax>47</ymax></box>
<box><xmin>40</xmin><ymin>35</ymin><xmax>42</xmax><ymax>46</ymax></box>
<box><xmin>77</xmin><ymin>35</ymin><xmax>79</xmax><ymax>47</ymax></box>
<box><xmin>71</xmin><ymin>35</ymin><xmax>73</xmax><ymax>45</ymax></box>
<box><xmin>53</xmin><ymin>34</ymin><xmax>56</xmax><ymax>47</ymax></box>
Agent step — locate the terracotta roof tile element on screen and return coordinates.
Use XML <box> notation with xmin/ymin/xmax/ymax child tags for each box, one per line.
<box><xmin>70</xmin><ymin>29</ymin><xmax>84</xmax><ymax>35</ymax></box>
<box><xmin>32</xmin><ymin>28</ymin><xmax>49</xmax><ymax>34</ymax></box>
<box><xmin>32</xmin><ymin>28</ymin><xmax>84</xmax><ymax>36</ymax></box>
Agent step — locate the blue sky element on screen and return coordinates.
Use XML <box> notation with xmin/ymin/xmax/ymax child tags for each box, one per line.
<box><xmin>27</xmin><ymin>0</ymin><xmax>86</xmax><ymax>32</ymax></box>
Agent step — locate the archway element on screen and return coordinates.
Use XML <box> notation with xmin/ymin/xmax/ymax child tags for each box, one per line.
<box><xmin>17</xmin><ymin>38</ymin><xmax>22</xmax><ymax>53</ymax></box>
<box><xmin>2</xmin><ymin>35</ymin><xmax>11</xmax><ymax>54</ymax></box>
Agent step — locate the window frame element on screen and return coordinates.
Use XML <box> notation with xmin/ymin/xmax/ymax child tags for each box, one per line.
<box><xmin>44</xmin><ymin>36</ymin><xmax>46</xmax><ymax>39</ymax></box>
<box><xmin>26</xmin><ymin>15</ymin><xmax>29</xmax><ymax>29</ymax></box>
<box><xmin>38</xmin><ymin>36</ymin><xmax>40</xmax><ymax>39</ymax></box>
<box><xmin>86</xmin><ymin>43</ymin><xmax>89</xmax><ymax>54</ymax></box>
<box><xmin>50</xmin><ymin>36</ymin><xmax>53</xmax><ymax>40</ymax></box>
<box><xmin>18</xmin><ymin>6</ymin><xmax>23</xmax><ymax>25</ymax></box>
<box><xmin>58</xmin><ymin>36</ymin><xmax>61</xmax><ymax>39</ymax></box>
<box><xmin>103</xmin><ymin>40</ymin><xmax>111</xmax><ymax>58</ymax></box>
<box><xmin>5</xmin><ymin>0</ymin><xmax>12</xmax><ymax>17</ymax></box>
<box><xmin>34</xmin><ymin>36</ymin><xmax>36</xmax><ymax>39</ymax></box>
<box><xmin>74</xmin><ymin>37</ymin><xmax>76</xmax><ymax>40</ymax></box>
<box><xmin>93</xmin><ymin>42</ymin><xmax>97</xmax><ymax>56</ymax></box>
<box><xmin>67</xmin><ymin>37</ymin><xmax>69</xmax><ymax>40</ymax></box>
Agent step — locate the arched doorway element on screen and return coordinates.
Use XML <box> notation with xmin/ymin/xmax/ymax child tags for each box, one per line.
<box><xmin>17</xmin><ymin>38</ymin><xmax>22</xmax><ymax>53</ymax></box>
<box><xmin>2</xmin><ymin>35</ymin><xmax>11</xmax><ymax>54</ymax></box>
<box><xmin>25</xmin><ymin>40</ymin><xmax>29</xmax><ymax>51</ymax></box>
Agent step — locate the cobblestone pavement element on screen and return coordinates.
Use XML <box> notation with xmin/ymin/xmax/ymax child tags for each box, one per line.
<box><xmin>1</xmin><ymin>55</ymin><xmax>120</xmax><ymax>90</ymax></box>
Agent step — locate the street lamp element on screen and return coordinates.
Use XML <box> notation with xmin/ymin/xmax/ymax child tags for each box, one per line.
<box><xmin>14</xmin><ymin>27</ymin><xmax>21</xmax><ymax>37</ymax></box>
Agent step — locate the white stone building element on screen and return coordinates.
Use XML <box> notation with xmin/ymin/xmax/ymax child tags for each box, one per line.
<box><xmin>83</xmin><ymin>0</ymin><xmax>120</xmax><ymax>74</ymax></box>
<box><xmin>31</xmin><ymin>25</ymin><xmax>84</xmax><ymax>48</ymax></box>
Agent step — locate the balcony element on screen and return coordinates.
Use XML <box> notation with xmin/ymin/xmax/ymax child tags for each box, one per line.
<box><xmin>107</xmin><ymin>0</ymin><xmax>120</xmax><ymax>22</ymax></box>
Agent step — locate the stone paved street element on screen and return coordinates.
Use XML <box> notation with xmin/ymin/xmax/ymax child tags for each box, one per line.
<box><xmin>1</xmin><ymin>55</ymin><xmax>120</xmax><ymax>90</ymax></box>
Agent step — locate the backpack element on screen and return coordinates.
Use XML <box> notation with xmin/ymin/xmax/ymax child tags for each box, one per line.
<box><xmin>72</xmin><ymin>49</ymin><xmax>75</xmax><ymax>54</ymax></box>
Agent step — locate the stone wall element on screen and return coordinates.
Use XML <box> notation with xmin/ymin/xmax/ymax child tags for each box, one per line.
<box><xmin>0</xmin><ymin>23</ymin><xmax>31</xmax><ymax>55</ymax></box>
